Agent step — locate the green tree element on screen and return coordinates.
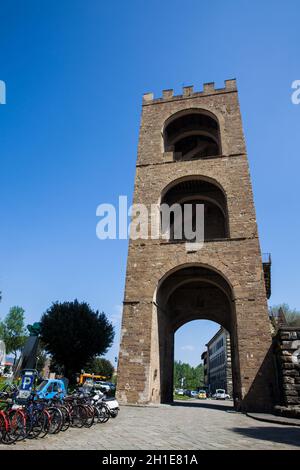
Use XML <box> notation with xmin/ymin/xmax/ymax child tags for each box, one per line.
<box><xmin>174</xmin><ymin>360</ymin><xmax>204</xmax><ymax>390</ymax></box>
<box><xmin>40</xmin><ymin>300</ymin><xmax>114</xmax><ymax>381</ymax></box>
<box><xmin>49</xmin><ymin>358</ymin><xmax>64</xmax><ymax>376</ymax></box>
<box><xmin>84</xmin><ymin>357</ymin><xmax>114</xmax><ymax>378</ymax></box>
<box><xmin>0</xmin><ymin>306</ymin><xmax>27</xmax><ymax>364</ymax></box>
<box><xmin>269</xmin><ymin>303</ymin><xmax>300</xmax><ymax>327</ymax></box>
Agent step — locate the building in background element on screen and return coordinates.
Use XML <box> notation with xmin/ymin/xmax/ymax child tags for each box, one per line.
<box><xmin>202</xmin><ymin>327</ymin><xmax>232</xmax><ymax>396</ymax></box>
<box><xmin>201</xmin><ymin>350</ymin><xmax>208</xmax><ymax>388</ymax></box>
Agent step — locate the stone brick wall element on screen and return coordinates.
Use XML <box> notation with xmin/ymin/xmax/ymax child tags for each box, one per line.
<box><xmin>275</xmin><ymin>328</ymin><xmax>300</xmax><ymax>407</ymax></box>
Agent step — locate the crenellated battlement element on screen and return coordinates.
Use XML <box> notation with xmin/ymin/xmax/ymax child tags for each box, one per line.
<box><xmin>143</xmin><ymin>79</ymin><xmax>237</xmax><ymax>104</ymax></box>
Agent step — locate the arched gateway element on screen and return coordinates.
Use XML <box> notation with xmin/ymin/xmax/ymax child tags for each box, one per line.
<box><xmin>117</xmin><ymin>80</ymin><xmax>274</xmax><ymax>412</ymax></box>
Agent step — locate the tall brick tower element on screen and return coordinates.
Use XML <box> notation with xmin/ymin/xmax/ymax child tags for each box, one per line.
<box><xmin>117</xmin><ymin>80</ymin><xmax>274</xmax><ymax>412</ymax></box>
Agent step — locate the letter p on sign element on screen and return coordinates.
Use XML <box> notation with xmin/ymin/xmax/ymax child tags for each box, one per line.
<box><xmin>22</xmin><ymin>376</ymin><xmax>33</xmax><ymax>390</ymax></box>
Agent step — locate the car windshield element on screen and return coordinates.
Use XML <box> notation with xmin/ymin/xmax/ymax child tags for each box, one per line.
<box><xmin>216</xmin><ymin>389</ymin><xmax>225</xmax><ymax>393</ymax></box>
<box><xmin>36</xmin><ymin>380</ymin><xmax>48</xmax><ymax>391</ymax></box>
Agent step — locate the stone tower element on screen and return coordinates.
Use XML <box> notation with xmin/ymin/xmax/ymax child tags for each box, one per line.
<box><xmin>117</xmin><ymin>80</ymin><xmax>274</xmax><ymax>412</ymax></box>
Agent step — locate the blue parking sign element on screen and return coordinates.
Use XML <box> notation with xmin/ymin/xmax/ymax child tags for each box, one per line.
<box><xmin>20</xmin><ymin>370</ymin><xmax>35</xmax><ymax>391</ymax></box>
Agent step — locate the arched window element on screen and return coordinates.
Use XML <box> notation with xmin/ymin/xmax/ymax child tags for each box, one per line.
<box><xmin>164</xmin><ymin>111</ymin><xmax>221</xmax><ymax>161</ymax></box>
<box><xmin>160</xmin><ymin>178</ymin><xmax>229</xmax><ymax>241</ymax></box>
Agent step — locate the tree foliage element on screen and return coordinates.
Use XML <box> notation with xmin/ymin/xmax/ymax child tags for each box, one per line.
<box><xmin>269</xmin><ymin>303</ymin><xmax>300</xmax><ymax>327</ymax></box>
<box><xmin>0</xmin><ymin>306</ymin><xmax>27</xmax><ymax>363</ymax></box>
<box><xmin>84</xmin><ymin>357</ymin><xmax>114</xmax><ymax>378</ymax></box>
<box><xmin>36</xmin><ymin>343</ymin><xmax>48</xmax><ymax>373</ymax></box>
<box><xmin>40</xmin><ymin>300</ymin><xmax>114</xmax><ymax>380</ymax></box>
<box><xmin>174</xmin><ymin>360</ymin><xmax>204</xmax><ymax>390</ymax></box>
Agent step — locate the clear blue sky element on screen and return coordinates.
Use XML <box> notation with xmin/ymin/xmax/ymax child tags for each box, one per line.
<box><xmin>0</xmin><ymin>1</ymin><xmax>299</xmax><ymax>367</ymax></box>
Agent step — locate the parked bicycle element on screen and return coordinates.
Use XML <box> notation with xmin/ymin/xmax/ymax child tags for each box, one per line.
<box><xmin>0</xmin><ymin>384</ymin><xmax>119</xmax><ymax>445</ymax></box>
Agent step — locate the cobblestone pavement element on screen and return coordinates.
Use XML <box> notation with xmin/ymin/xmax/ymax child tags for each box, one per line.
<box><xmin>2</xmin><ymin>400</ymin><xmax>300</xmax><ymax>450</ymax></box>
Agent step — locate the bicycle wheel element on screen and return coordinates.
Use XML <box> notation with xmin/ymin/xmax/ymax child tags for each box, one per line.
<box><xmin>7</xmin><ymin>409</ymin><xmax>27</xmax><ymax>442</ymax></box>
<box><xmin>96</xmin><ymin>403</ymin><xmax>110</xmax><ymax>423</ymax></box>
<box><xmin>38</xmin><ymin>409</ymin><xmax>51</xmax><ymax>438</ymax></box>
<box><xmin>26</xmin><ymin>409</ymin><xmax>45</xmax><ymax>439</ymax></box>
<box><xmin>58</xmin><ymin>405</ymin><xmax>71</xmax><ymax>432</ymax></box>
<box><xmin>83</xmin><ymin>404</ymin><xmax>95</xmax><ymax>428</ymax></box>
<box><xmin>71</xmin><ymin>404</ymin><xmax>87</xmax><ymax>428</ymax></box>
<box><xmin>1</xmin><ymin>412</ymin><xmax>21</xmax><ymax>445</ymax></box>
<box><xmin>47</xmin><ymin>406</ymin><xmax>63</xmax><ymax>434</ymax></box>
<box><xmin>0</xmin><ymin>413</ymin><xmax>10</xmax><ymax>444</ymax></box>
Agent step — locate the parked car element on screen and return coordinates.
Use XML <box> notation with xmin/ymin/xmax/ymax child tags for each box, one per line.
<box><xmin>175</xmin><ymin>388</ymin><xmax>184</xmax><ymax>395</ymax></box>
<box><xmin>106</xmin><ymin>382</ymin><xmax>116</xmax><ymax>390</ymax></box>
<box><xmin>214</xmin><ymin>389</ymin><xmax>230</xmax><ymax>400</ymax></box>
<box><xmin>94</xmin><ymin>381</ymin><xmax>111</xmax><ymax>392</ymax></box>
<box><xmin>183</xmin><ymin>389</ymin><xmax>196</xmax><ymax>397</ymax></box>
<box><xmin>35</xmin><ymin>378</ymin><xmax>67</xmax><ymax>400</ymax></box>
<box><xmin>198</xmin><ymin>390</ymin><xmax>207</xmax><ymax>399</ymax></box>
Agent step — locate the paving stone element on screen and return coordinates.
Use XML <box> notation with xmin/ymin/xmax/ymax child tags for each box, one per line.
<box><xmin>1</xmin><ymin>401</ymin><xmax>300</xmax><ymax>450</ymax></box>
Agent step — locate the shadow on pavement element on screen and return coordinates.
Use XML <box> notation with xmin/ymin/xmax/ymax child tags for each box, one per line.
<box><xmin>171</xmin><ymin>400</ymin><xmax>234</xmax><ymax>412</ymax></box>
<box><xmin>231</xmin><ymin>426</ymin><xmax>300</xmax><ymax>447</ymax></box>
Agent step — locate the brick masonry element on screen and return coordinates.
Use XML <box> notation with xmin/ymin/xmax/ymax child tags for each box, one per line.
<box><xmin>116</xmin><ymin>80</ymin><xmax>275</xmax><ymax>412</ymax></box>
<box><xmin>275</xmin><ymin>328</ymin><xmax>300</xmax><ymax>409</ymax></box>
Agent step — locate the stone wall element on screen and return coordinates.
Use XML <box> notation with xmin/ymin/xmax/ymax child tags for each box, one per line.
<box><xmin>275</xmin><ymin>328</ymin><xmax>300</xmax><ymax>408</ymax></box>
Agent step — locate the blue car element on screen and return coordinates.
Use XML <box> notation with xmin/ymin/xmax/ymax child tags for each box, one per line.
<box><xmin>35</xmin><ymin>379</ymin><xmax>67</xmax><ymax>400</ymax></box>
